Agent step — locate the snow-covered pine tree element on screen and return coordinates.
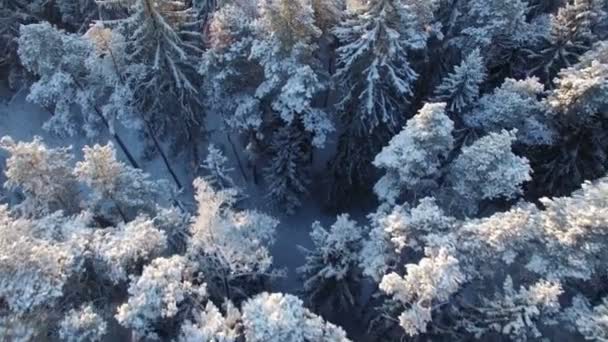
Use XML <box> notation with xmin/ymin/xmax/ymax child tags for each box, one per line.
<box><xmin>526</xmin><ymin>0</ymin><xmax>603</xmax><ymax>81</ymax></box>
<box><xmin>456</xmin><ymin>276</ymin><xmax>563</xmax><ymax>340</ymax></box>
<box><xmin>536</xmin><ymin>40</ymin><xmax>608</xmax><ymax>195</ymax></box>
<box><xmin>0</xmin><ymin>136</ymin><xmax>79</xmax><ymax>216</ymax></box>
<box><xmin>90</xmin><ymin>215</ymin><xmax>167</xmax><ymax>283</ymax></box>
<box><xmin>379</xmin><ymin>246</ymin><xmax>464</xmax><ymax>336</ymax></box>
<box><xmin>434</xmin><ymin>49</ymin><xmax>486</xmax><ymax>114</ymax></box>
<box><xmin>116</xmin><ymin>255</ymin><xmax>207</xmax><ymax>339</ymax></box>
<box><xmin>74</xmin><ymin>143</ymin><xmax>172</xmax><ymax>221</ymax></box>
<box><xmin>241</xmin><ymin>292</ymin><xmax>351</xmax><ymax>342</ymax></box>
<box><xmin>263</xmin><ymin>123</ymin><xmax>310</xmax><ymax>214</ymax></box>
<box><xmin>98</xmin><ymin>0</ymin><xmax>205</xmax><ymax>156</ymax></box>
<box><xmin>447</xmin><ymin>130</ymin><xmax>532</xmax><ymax>215</ymax></box>
<box><xmin>18</xmin><ymin>22</ymin><xmax>98</xmax><ymax>137</ymax></box>
<box><xmin>251</xmin><ymin>0</ymin><xmax>333</xmax><ymax>146</ymax></box>
<box><xmin>18</xmin><ymin>22</ymin><xmax>140</xmax><ymax>167</ymax></box>
<box><xmin>58</xmin><ymin>304</ymin><xmax>108</xmax><ymax>342</ymax></box>
<box><xmin>328</xmin><ymin>0</ymin><xmax>435</xmax><ymax>205</ymax></box>
<box><xmin>359</xmin><ymin>170</ymin><xmax>608</xmax><ymax>340</ymax></box>
<box><xmin>187</xmin><ymin>178</ymin><xmax>280</xmax><ymax>300</ymax></box>
<box><xmin>176</xmin><ymin>300</ymin><xmax>241</xmax><ymax>342</ymax></box>
<box><xmin>201</xmin><ymin>3</ymin><xmax>263</xmax><ymax>134</ymax></box>
<box><xmin>297</xmin><ymin>214</ymin><xmax>363</xmax><ymax>313</ymax></box>
<box><xmin>0</xmin><ymin>205</ymin><xmax>88</xmax><ymax>340</ymax></box>
<box><xmin>373</xmin><ymin>103</ymin><xmax>454</xmax><ymax>204</ymax></box>
<box><xmin>463</xmin><ymin>77</ymin><xmax>555</xmax><ymax>146</ymax></box>
<box><xmin>359</xmin><ymin>197</ymin><xmax>457</xmax><ymax>282</ymax></box>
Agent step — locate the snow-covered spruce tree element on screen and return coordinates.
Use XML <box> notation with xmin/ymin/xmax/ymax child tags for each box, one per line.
<box><xmin>98</xmin><ymin>0</ymin><xmax>205</xmax><ymax>156</ymax></box>
<box><xmin>74</xmin><ymin>143</ymin><xmax>172</xmax><ymax>222</ymax></box>
<box><xmin>536</xmin><ymin>40</ymin><xmax>608</xmax><ymax>195</ymax></box>
<box><xmin>458</xmin><ymin>0</ymin><xmax>533</xmax><ymax>49</ymax></box>
<box><xmin>254</xmin><ymin>0</ymin><xmax>334</xmax><ymax>145</ymax></box>
<box><xmin>446</xmin><ymin>130</ymin><xmax>532</xmax><ymax>215</ymax></box>
<box><xmin>328</xmin><ymin>0</ymin><xmax>436</xmax><ymax>205</ymax></box>
<box><xmin>463</xmin><ymin>77</ymin><xmax>555</xmax><ymax>146</ymax></box>
<box><xmin>251</xmin><ymin>0</ymin><xmax>335</xmax><ymax>212</ymax></box>
<box><xmin>116</xmin><ymin>255</ymin><xmax>207</xmax><ymax>340</ymax></box>
<box><xmin>453</xmin><ymin>0</ymin><xmax>547</xmax><ymax>81</ymax></box>
<box><xmin>202</xmin><ymin>144</ymin><xmax>238</xmax><ymax>191</ymax></box>
<box><xmin>263</xmin><ymin>123</ymin><xmax>310</xmax><ymax>214</ymax></box>
<box><xmin>187</xmin><ymin>178</ymin><xmax>280</xmax><ymax>301</ymax></box>
<box><xmin>526</xmin><ymin>0</ymin><xmax>603</xmax><ymax>81</ymax></box>
<box><xmin>373</xmin><ymin>103</ymin><xmax>454</xmax><ymax>204</ymax></box>
<box><xmin>0</xmin><ymin>136</ymin><xmax>79</xmax><ymax>216</ymax></box>
<box><xmin>297</xmin><ymin>214</ymin><xmax>363</xmax><ymax>314</ymax></box>
<box><xmin>434</xmin><ymin>49</ymin><xmax>486</xmax><ymax>114</ymax></box>
<box><xmin>241</xmin><ymin>292</ymin><xmax>351</xmax><ymax>342</ymax></box>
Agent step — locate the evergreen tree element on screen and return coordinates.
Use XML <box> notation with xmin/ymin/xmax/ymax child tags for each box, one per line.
<box><xmin>116</xmin><ymin>255</ymin><xmax>207</xmax><ymax>339</ymax></box>
<box><xmin>74</xmin><ymin>143</ymin><xmax>172</xmax><ymax>221</ymax></box>
<box><xmin>263</xmin><ymin>123</ymin><xmax>310</xmax><ymax>214</ymax></box>
<box><xmin>526</xmin><ymin>0</ymin><xmax>603</xmax><ymax>81</ymax></box>
<box><xmin>434</xmin><ymin>49</ymin><xmax>486</xmax><ymax>114</ymax></box>
<box><xmin>328</xmin><ymin>0</ymin><xmax>435</xmax><ymax>205</ymax></box>
<box><xmin>447</xmin><ymin>130</ymin><xmax>532</xmax><ymax>215</ymax></box>
<box><xmin>0</xmin><ymin>136</ymin><xmax>79</xmax><ymax>216</ymax></box>
<box><xmin>58</xmin><ymin>304</ymin><xmax>108</xmax><ymax>342</ymax></box>
<box><xmin>187</xmin><ymin>178</ymin><xmax>279</xmax><ymax>300</ymax></box>
<box><xmin>201</xmin><ymin>3</ymin><xmax>263</xmax><ymax>133</ymax></box>
<box><xmin>464</xmin><ymin>77</ymin><xmax>555</xmax><ymax>146</ymax></box>
<box><xmin>98</xmin><ymin>0</ymin><xmax>205</xmax><ymax>154</ymax></box>
<box><xmin>18</xmin><ymin>22</ymin><xmax>140</xmax><ymax>166</ymax></box>
<box><xmin>298</xmin><ymin>214</ymin><xmax>363</xmax><ymax>313</ymax></box>
<box><xmin>241</xmin><ymin>292</ymin><xmax>351</xmax><ymax>342</ymax></box>
<box><xmin>18</xmin><ymin>22</ymin><xmax>98</xmax><ymax>137</ymax></box>
<box><xmin>373</xmin><ymin>103</ymin><xmax>454</xmax><ymax>204</ymax></box>
<box><xmin>536</xmin><ymin>41</ymin><xmax>608</xmax><ymax>195</ymax></box>
<box><xmin>201</xmin><ymin>144</ymin><xmax>237</xmax><ymax>191</ymax></box>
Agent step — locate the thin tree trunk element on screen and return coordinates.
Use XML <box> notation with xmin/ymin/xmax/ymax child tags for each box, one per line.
<box><xmin>226</xmin><ymin>133</ymin><xmax>249</xmax><ymax>182</ymax></box>
<box><xmin>72</xmin><ymin>79</ymin><xmax>140</xmax><ymax>168</ymax></box>
<box><xmin>103</xmin><ymin>39</ymin><xmax>184</xmax><ymax>190</ymax></box>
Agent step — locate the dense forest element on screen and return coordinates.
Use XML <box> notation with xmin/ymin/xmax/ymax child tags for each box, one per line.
<box><xmin>1</xmin><ymin>0</ymin><xmax>608</xmax><ymax>341</ymax></box>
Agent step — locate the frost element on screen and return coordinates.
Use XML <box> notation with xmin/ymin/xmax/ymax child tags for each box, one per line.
<box><xmin>241</xmin><ymin>292</ymin><xmax>351</xmax><ymax>342</ymax></box>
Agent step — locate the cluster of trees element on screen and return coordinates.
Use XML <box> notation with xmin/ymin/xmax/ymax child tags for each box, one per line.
<box><xmin>1</xmin><ymin>0</ymin><xmax>608</xmax><ymax>341</ymax></box>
